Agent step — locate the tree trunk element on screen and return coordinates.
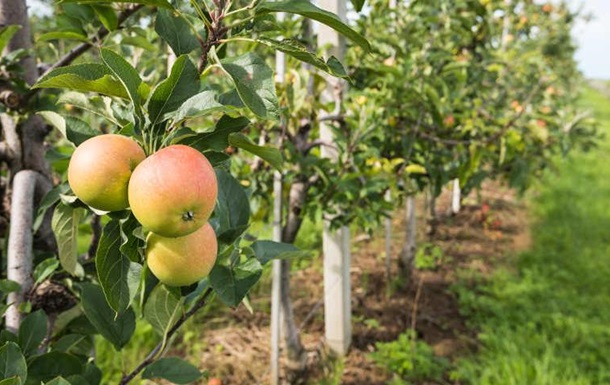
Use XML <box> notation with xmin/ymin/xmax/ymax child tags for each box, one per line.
<box><xmin>1</xmin><ymin>0</ymin><xmax>54</xmax><ymax>330</ymax></box>
<box><xmin>426</xmin><ymin>187</ymin><xmax>437</xmax><ymax>238</ymax></box>
<box><xmin>6</xmin><ymin>171</ymin><xmax>48</xmax><ymax>331</ymax></box>
<box><xmin>279</xmin><ymin>179</ymin><xmax>307</xmax><ymax>381</ymax></box>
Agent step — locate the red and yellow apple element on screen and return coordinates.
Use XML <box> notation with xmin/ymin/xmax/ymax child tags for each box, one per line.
<box><xmin>68</xmin><ymin>134</ymin><xmax>146</xmax><ymax>212</ymax></box>
<box><xmin>146</xmin><ymin>222</ymin><xmax>218</xmax><ymax>286</ymax></box>
<box><xmin>128</xmin><ymin>144</ymin><xmax>217</xmax><ymax>238</ymax></box>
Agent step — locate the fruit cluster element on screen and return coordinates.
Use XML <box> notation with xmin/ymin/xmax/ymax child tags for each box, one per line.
<box><xmin>68</xmin><ymin>134</ymin><xmax>218</xmax><ymax>286</ymax></box>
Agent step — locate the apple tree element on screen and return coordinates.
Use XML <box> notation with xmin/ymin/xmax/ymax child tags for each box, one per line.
<box><xmin>0</xmin><ymin>0</ymin><xmax>368</xmax><ymax>383</ymax></box>
<box><xmin>345</xmin><ymin>0</ymin><xmax>596</xmax><ymax>271</ymax></box>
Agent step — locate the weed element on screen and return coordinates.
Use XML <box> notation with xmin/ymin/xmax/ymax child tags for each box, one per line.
<box><xmin>414</xmin><ymin>243</ymin><xmax>449</xmax><ymax>271</ymax></box>
<box><xmin>370</xmin><ymin>330</ymin><xmax>448</xmax><ymax>384</ymax></box>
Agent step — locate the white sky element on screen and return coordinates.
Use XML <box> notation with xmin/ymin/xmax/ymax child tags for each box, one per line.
<box><xmin>567</xmin><ymin>0</ymin><xmax>610</xmax><ymax>79</ymax></box>
<box><xmin>26</xmin><ymin>0</ymin><xmax>610</xmax><ymax>79</ymax></box>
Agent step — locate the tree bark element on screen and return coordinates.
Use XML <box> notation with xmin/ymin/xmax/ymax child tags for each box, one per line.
<box><xmin>1</xmin><ymin>0</ymin><xmax>55</xmax><ymax>331</ymax></box>
<box><xmin>279</xmin><ymin>178</ymin><xmax>307</xmax><ymax>381</ymax></box>
<box><xmin>5</xmin><ymin>170</ymin><xmax>47</xmax><ymax>332</ymax></box>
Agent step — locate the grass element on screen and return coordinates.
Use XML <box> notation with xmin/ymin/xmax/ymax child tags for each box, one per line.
<box><xmin>451</xmin><ymin>86</ymin><xmax>610</xmax><ymax>384</ymax></box>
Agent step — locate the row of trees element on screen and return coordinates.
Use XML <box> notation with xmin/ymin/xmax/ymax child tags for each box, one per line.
<box><xmin>0</xmin><ymin>0</ymin><xmax>594</xmax><ymax>384</ymax></box>
<box><xmin>246</xmin><ymin>0</ymin><xmax>594</xmax><ymax>380</ymax></box>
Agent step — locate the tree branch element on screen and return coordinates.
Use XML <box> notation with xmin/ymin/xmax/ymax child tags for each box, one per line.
<box><xmin>119</xmin><ymin>287</ymin><xmax>214</xmax><ymax>385</ymax></box>
<box><xmin>86</xmin><ymin>215</ymin><xmax>101</xmax><ymax>260</ymax></box>
<box><xmin>45</xmin><ymin>5</ymin><xmax>145</xmax><ymax>76</ymax></box>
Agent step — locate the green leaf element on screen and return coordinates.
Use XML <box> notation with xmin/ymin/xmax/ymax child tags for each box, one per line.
<box><xmin>0</xmin><ymin>331</ymin><xmax>17</xmax><ymax>346</ymax></box>
<box><xmin>178</xmin><ymin>115</ymin><xmax>249</xmax><ymax>152</ymax></box>
<box><xmin>92</xmin><ymin>5</ymin><xmax>118</xmax><ymax>31</ymax></box>
<box><xmin>0</xmin><ymin>377</ymin><xmax>21</xmax><ymax>385</ymax></box>
<box><xmin>148</xmin><ymin>55</ymin><xmax>199</xmax><ymax>126</ymax></box>
<box><xmin>37</xmin><ymin>31</ymin><xmax>88</xmax><ymax>43</ymax></box>
<box><xmin>51</xmin><ymin>204</ymin><xmax>85</xmax><ymax>277</ymax></box>
<box><xmin>96</xmin><ymin>219</ymin><xmax>142</xmax><ymax>314</ymax></box>
<box><xmin>120</xmin><ymin>36</ymin><xmax>156</xmax><ymax>52</ymax></box>
<box><xmin>0</xmin><ymin>25</ymin><xmax>21</xmax><ymax>54</ymax></box>
<box><xmin>255</xmin><ymin>38</ymin><xmax>348</xmax><ymax>78</ymax></box>
<box><xmin>251</xmin><ymin>240</ymin><xmax>311</xmax><ymax>265</ymax></box>
<box><xmin>155</xmin><ymin>9</ymin><xmax>200</xmax><ymax>56</ymax></box>
<box><xmin>33</xmin><ymin>258</ymin><xmax>60</xmax><ymax>285</ymax></box>
<box><xmin>228</xmin><ymin>132</ymin><xmax>282</xmax><ymax>171</ymax></box>
<box><xmin>350</xmin><ymin>0</ymin><xmax>365</xmax><ymax>12</ymax></box>
<box><xmin>57</xmin><ymin>92</ymin><xmax>122</xmax><ymax>126</ymax></box>
<box><xmin>33</xmin><ymin>64</ymin><xmax>129</xmax><ymax>99</ymax></box>
<box><xmin>80</xmin><ymin>283</ymin><xmax>135</xmax><ymax>350</ymax></box>
<box><xmin>82</xmin><ymin>363</ymin><xmax>101</xmax><ymax>385</ymax></box>
<box><xmin>218</xmin><ymin>53</ymin><xmax>278</xmax><ymax>119</ymax></box>
<box><xmin>45</xmin><ymin>377</ymin><xmax>72</xmax><ymax>385</ymax></box>
<box><xmin>211</xmin><ymin>170</ymin><xmax>250</xmax><ymax>243</ymax></box>
<box><xmin>59</xmin><ymin>0</ymin><xmax>174</xmax><ymax>10</ymax></box>
<box><xmin>64</xmin><ymin>116</ymin><xmax>99</xmax><ymax>146</ymax></box>
<box><xmin>51</xmin><ymin>334</ymin><xmax>92</xmax><ymax>356</ymax></box>
<box><xmin>65</xmin><ymin>375</ymin><xmax>90</xmax><ymax>385</ymax></box>
<box><xmin>256</xmin><ymin>0</ymin><xmax>370</xmax><ymax>51</ymax></box>
<box><xmin>203</xmin><ymin>151</ymin><xmax>230</xmax><ymax>168</ymax></box>
<box><xmin>0</xmin><ymin>280</ymin><xmax>20</xmax><ymax>294</ymax></box>
<box><xmin>119</xmin><ymin>214</ymin><xmax>144</xmax><ymax>263</ymax></box>
<box><xmin>0</xmin><ymin>342</ymin><xmax>27</xmax><ymax>383</ymax></box>
<box><xmin>210</xmin><ymin>257</ymin><xmax>262</xmax><ymax>307</ymax></box>
<box><xmin>100</xmin><ymin>48</ymin><xmax>142</xmax><ymax>111</ymax></box>
<box><xmin>142</xmin><ymin>357</ymin><xmax>202</xmax><ymax>384</ymax></box>
<box><xmin>168</xmin><ymin>90</ymin><xmax>240</xmax><ymax>123</ymax></box>
<box><xmin>28</xmin><ymin>351</ymin><xmax>83</xmax><ymax>383</ymax></box>
<box><xmin>34</xmin><ymin>183</ymin><xmax>70</xmax><ymax>233</ymax></box>
<box><xmin>18</xmin><ymin>310</ymin><xmax>48</xmax><ymax>356</ymax></box>
<box><xmin>143</xmin><ymin>285</ymin><xmax>184</xmax><ymax>346</ymax></box>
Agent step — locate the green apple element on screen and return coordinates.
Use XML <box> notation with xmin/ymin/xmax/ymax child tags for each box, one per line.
<box><xmin>68</xmin><ymin>134</ymin><xmax>146</xmax><ymax>211</ymax></box>
<box><xmin>146</xmin><ymin>222</ymin><xmax>218</xmax><ymax>286</ymax></box>
<box><xmin>128</xmin><ymin>144</ymin><xmax>217</xmax><ymax>238</ymax></box>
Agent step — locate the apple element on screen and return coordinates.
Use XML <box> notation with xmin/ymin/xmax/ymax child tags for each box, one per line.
<box><xmin>146</xmin><ymin>222</ymin><xmax>218</xmax><ymax>287</ymax></box>
<box><xmin>68</xmin><ymin>134</ymin><xmax>146</xmax><ymax>212</ymax></box>
<box><xmin>128</xmin><ymin>144</ymin><xmax>217</xmax><ymax>238</ymax></box>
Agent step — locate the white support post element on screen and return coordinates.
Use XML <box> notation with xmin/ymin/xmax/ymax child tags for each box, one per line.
<box><xmin>402</xmin><ymin>195</ymin><xmax>417</xmax><ymax>270</ymax></box>
<box><xmin>385</xmin><ymin>190</ymin><xmax>392</xmax><ymax>281</ymax></box>
<box><xmin>451</xmin><ymin>178</ymin><xmax>461</xmax><ymax>215</ymax></box>
<box><xmin>270</xmin><ymin>172</ymin><xmax>282</xmax><ymax>385</ymax></box>
<box><xmin>270</xmin><ymin>30</ymin><xmax>286</xmax><ymax>385</ymax></box>
<box><xmin>318</xmin><ymin>0</ymin><xmax>351</xmax><ymax>356</ymax></box>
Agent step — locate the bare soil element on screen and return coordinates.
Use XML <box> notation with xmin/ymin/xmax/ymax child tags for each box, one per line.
<box><xmin>173</xmin><ymin>182</ymin><xmax>530</xmax><ymax>385</ymax></box>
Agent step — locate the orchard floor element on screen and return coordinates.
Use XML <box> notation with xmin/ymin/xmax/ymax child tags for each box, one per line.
<box><xmin>167</xmin><ymin>181</ymin><xmax>530</xmax><ymax>385</ymax></box>
<box><xmin>158</xmin><ymin>86</ymin><xmax>610</xmax><ymax>385</ymax></box>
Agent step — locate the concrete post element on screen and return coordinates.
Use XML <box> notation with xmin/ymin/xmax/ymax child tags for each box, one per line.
<box><xmin>317</xmin><ymin>0</ymin><xmax>351</xmax><ymax>355</ymax></box>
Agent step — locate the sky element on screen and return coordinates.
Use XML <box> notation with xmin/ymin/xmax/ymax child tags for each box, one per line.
<box><xmin>25</xmin><ymin>0</ymin><xmax>610</xmax><ymax>79</ymax></box>
<box><xmin>565</xmin><ymin>0</ymin><xmax>610</xmax><ymax>79</ymax></box>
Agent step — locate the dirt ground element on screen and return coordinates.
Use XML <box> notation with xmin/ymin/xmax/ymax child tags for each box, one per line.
<box><xmin>175</xmin><ymin>182</ymin><xmax>530</xmax><ymax>385</ymax></box>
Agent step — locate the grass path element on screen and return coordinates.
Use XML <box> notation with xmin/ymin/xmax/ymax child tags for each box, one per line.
<box><xmin>452</xmin><ymin>87</ymin><xmax>610</xmax><ymax>385</ymax></box>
